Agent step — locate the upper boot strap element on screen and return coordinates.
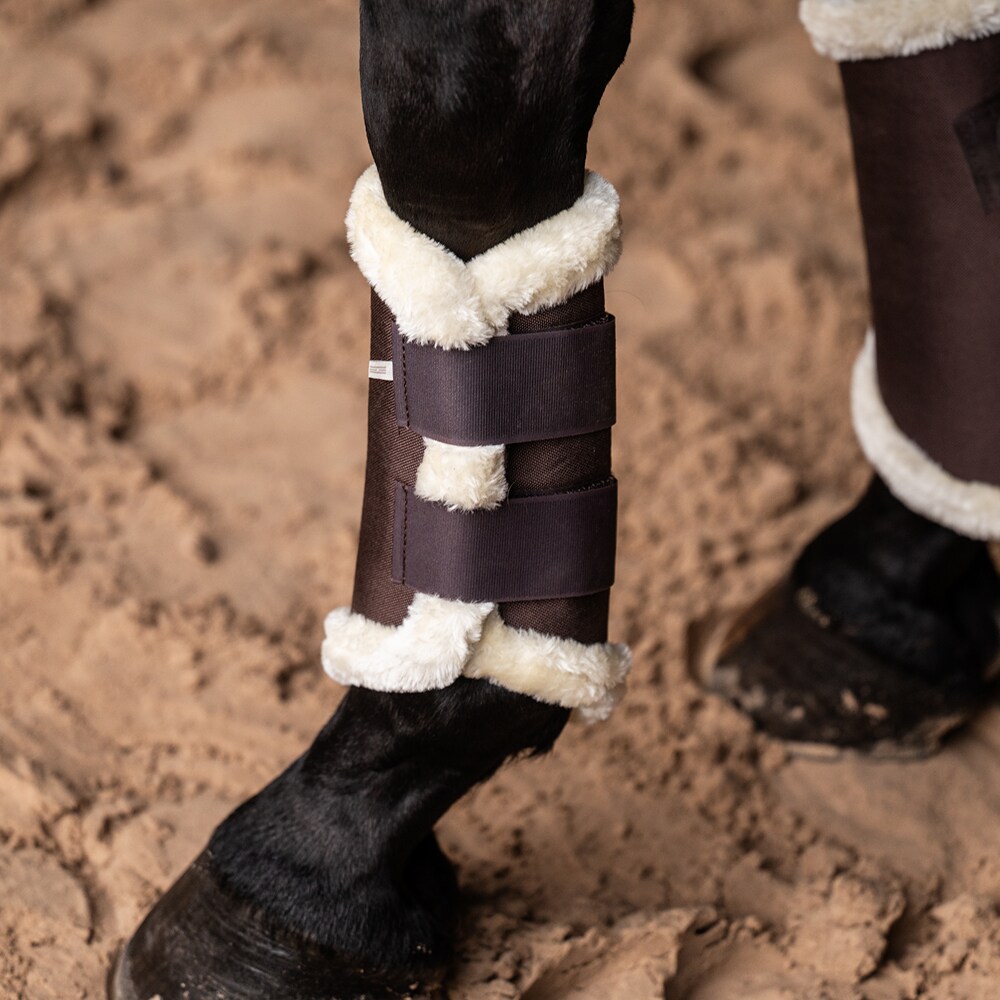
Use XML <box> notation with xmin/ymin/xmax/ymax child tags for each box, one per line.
<box><xmin>392</xmin><ymin>480</ymin><xmax>617</xmax><ymax>602</ymax></box>
<box><xmin>392</xmin><ymin>317</ymin><xmax>616</xmax><ymax>446</ymax></box>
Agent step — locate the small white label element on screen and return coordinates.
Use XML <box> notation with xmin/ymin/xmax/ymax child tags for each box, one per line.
<box><xmin>368</xmin><ymin>360</ymin><xmax>393</xmax><ymax>381</ymax></box>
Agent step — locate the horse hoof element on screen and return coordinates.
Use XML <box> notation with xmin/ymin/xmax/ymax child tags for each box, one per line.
<box><xmin>690</xmin><ymin>580</ymin><xmax>991</xmax><ymax>760</ymax></box>
<box><xmin>110</xmin><ymin>851</ymin><xmax>443</xmax><ymax>1000</ymax></box>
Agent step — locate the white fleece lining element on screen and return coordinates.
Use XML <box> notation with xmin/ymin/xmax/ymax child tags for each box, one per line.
<box><xmin>324</xmin><ymin>605</ymin><xmax>631</xmax><ymax>722</ymax></box>
<box><xmin>346</xmin><ymin>166</ymin><xmax>622</xmax><ymax>351</ymax></box>
<box><xmin>322</xmin><ymin>595</ymin><xmax>492</xmax><ymax>693</ymax></box>
<box><xmin>464</xmin><ymin>612</ymin><xmax>631</xmax><ymax>723</ymax></box>
<box><xmin>414</xmin><ymin>441</ymin><xmax>507</xmax><ymax>512</ymax></box>
<box><xmin>852</xmin><ymin>331</ymin><xmax>1000</xmax><ymax>540</ymax></box>
<box><xmin>322</xmin><ymin>166</ymin><xmax>630</xmax><ymax>720</ymax></box>
<box><xmin>800</xmin><ymin>0</ymin><xmax>1000</xmax><ymax>61</ymax></box>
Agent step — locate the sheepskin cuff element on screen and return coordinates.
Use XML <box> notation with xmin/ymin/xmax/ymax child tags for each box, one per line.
<box><xmin>800</xmin><ymin>0</ymin><xmax>1000</xmax><ymax>61</ymax></box>
<box><xmin>322</xmin><ymin>166</ymin><xmax>630</xmax><ymax>722</ymax></box>
<box><xmin>852</xmin><ymin>332</ymin><xmax>1000</xmax><ymax>539</ymax></box>
<box><xmin>345</xmin><ymin>166</ymin><xmax>622</xmax><ymax>350</ymax></box>
<box><xmin>322</xmin><ymin>599</ymin><xmax>631</xmax><ymax>723</ymax></box>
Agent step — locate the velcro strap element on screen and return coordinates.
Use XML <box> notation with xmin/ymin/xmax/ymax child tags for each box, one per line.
<box><xmin>393</xmin><ymin>318</ymin><xmax>616</xmax><ymax>446</ymax></box>
<box><xmin>392</xmin><ymin>480</ymin><xmax>617</xmax><ymax>602</ymax></box>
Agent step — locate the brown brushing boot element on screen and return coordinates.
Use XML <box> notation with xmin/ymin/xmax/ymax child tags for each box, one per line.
<box><xmin>695</xmin><ymin>5</ymin><xmax>1000</xmax><ymax>759</ymax></box>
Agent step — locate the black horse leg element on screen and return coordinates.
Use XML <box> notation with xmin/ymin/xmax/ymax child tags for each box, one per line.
<box><xmin>112</xmin><ymin>3</ymin><xmax>633</xmax><ymax>998</ymax></box>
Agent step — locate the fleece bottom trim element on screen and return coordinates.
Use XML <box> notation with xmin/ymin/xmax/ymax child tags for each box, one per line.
<box><xmin>322</xmin><ymin>595</ymin><xmax>631</xmax><ymax>723</ymax></box>
<box><xmin>852</xmin><ymin>331</ymin><xmax>1000</xmax><ymax>540</ymax></box>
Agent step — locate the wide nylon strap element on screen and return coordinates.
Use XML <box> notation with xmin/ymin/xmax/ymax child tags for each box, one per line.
<box><xmin>393</xmin><ymin>317</ymin><xmax>616</xmax><ymax>446</ymax></box>
<box><xmin>392</xmin><ymin>481</ymin><xmax>618</xmax><ymax>603</ymax></box>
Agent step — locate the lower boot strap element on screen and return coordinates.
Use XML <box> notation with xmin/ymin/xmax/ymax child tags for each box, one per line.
<box><xmin>393</xmin><ymin>317</ymin><xmax>616</xmax><ymax>446</ymax></box>
<box><xmin>392</xmin><ymin>480</ymin><xmax>617</xmax><ymax>602</ymax></box>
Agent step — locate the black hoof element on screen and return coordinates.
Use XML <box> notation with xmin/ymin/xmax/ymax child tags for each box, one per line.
<box><xmin>110</xmin><ymin>679</ymin><xmax>568</xmax><ymax>999</ymax></box>
<box><xmin>691</xmin><ymin>478</ymin><xmax>1000</xmax><ymax>758</ymax></box>
<box><xmin>692</xmin><ymin>580</ymin><xmax>994</xmax><ymax>759</ymax></box>
<box><xmin>111</xmin><ymin>846</ymin><xmax>450</xmax><ymax>1000</ymax></box>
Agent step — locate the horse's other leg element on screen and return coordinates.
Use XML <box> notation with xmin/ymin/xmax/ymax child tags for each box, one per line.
<box><xmin>699</xmin><ymin>9</ymin><xmax>1000</xmax><ymax>758</ymax></box>
<box><xmin>112</xmin><ymin>2</ymin><xmax>632</xmax><ymax>999</ymax></box>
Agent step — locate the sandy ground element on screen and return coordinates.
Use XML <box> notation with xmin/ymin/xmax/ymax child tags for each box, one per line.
<box><xmin>3</xmin><ymin>0</ymin><xmax>1000</xmax><ymax>997</ymax></box>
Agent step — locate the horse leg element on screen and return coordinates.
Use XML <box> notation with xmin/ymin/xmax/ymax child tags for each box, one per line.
<box><xmin>112</xmin><ymin>2</ymin><xmax>633</xmax><ymax>998</ymax></box>
<box><xmin>700</xmin><ymin>9</ymin><xmax>1000</xmax><ymax>758</ymax></box>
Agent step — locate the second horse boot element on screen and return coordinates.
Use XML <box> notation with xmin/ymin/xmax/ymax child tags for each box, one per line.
<box><xmin>698</xmin><ymin>0</ymin><xmax>1000</xmax><ymax>758</ymax></box>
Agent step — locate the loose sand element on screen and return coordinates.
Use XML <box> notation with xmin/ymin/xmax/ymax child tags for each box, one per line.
<box><xmin>3</xmin><ymin>1</ymin><xmax>1000</xmax><ymax>997</ymax></box>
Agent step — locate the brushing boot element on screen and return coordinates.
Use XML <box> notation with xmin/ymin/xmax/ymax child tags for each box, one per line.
<box><xmin>113</xmin><ymin>164</ymin><xmax>630</xmax><ymax>1000</ymax></box>
<box><xmin>112</xmin><ymin>0</ymin><xmax>637</xmax><ymax>992</ymax></box>
<box><xmin>112</xmin><ymin>29</ymin><xmax>631</xmax><ymax>1000</ymax></box>
<box><xmin>696</xmin><ymin>6</ymin><xmax>1000</xmax><ymax>758</ymax></box>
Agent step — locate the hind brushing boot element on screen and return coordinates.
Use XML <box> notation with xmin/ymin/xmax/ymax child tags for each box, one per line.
<box><xmin>112</xmin><ymin>2</ymin><xmax>634</xmax><ymax>994</ymax></box>
<box><xmin>698</xmin><ymin>4</ymin><xmax>1000</xmax><ymax>758</ymax></box>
